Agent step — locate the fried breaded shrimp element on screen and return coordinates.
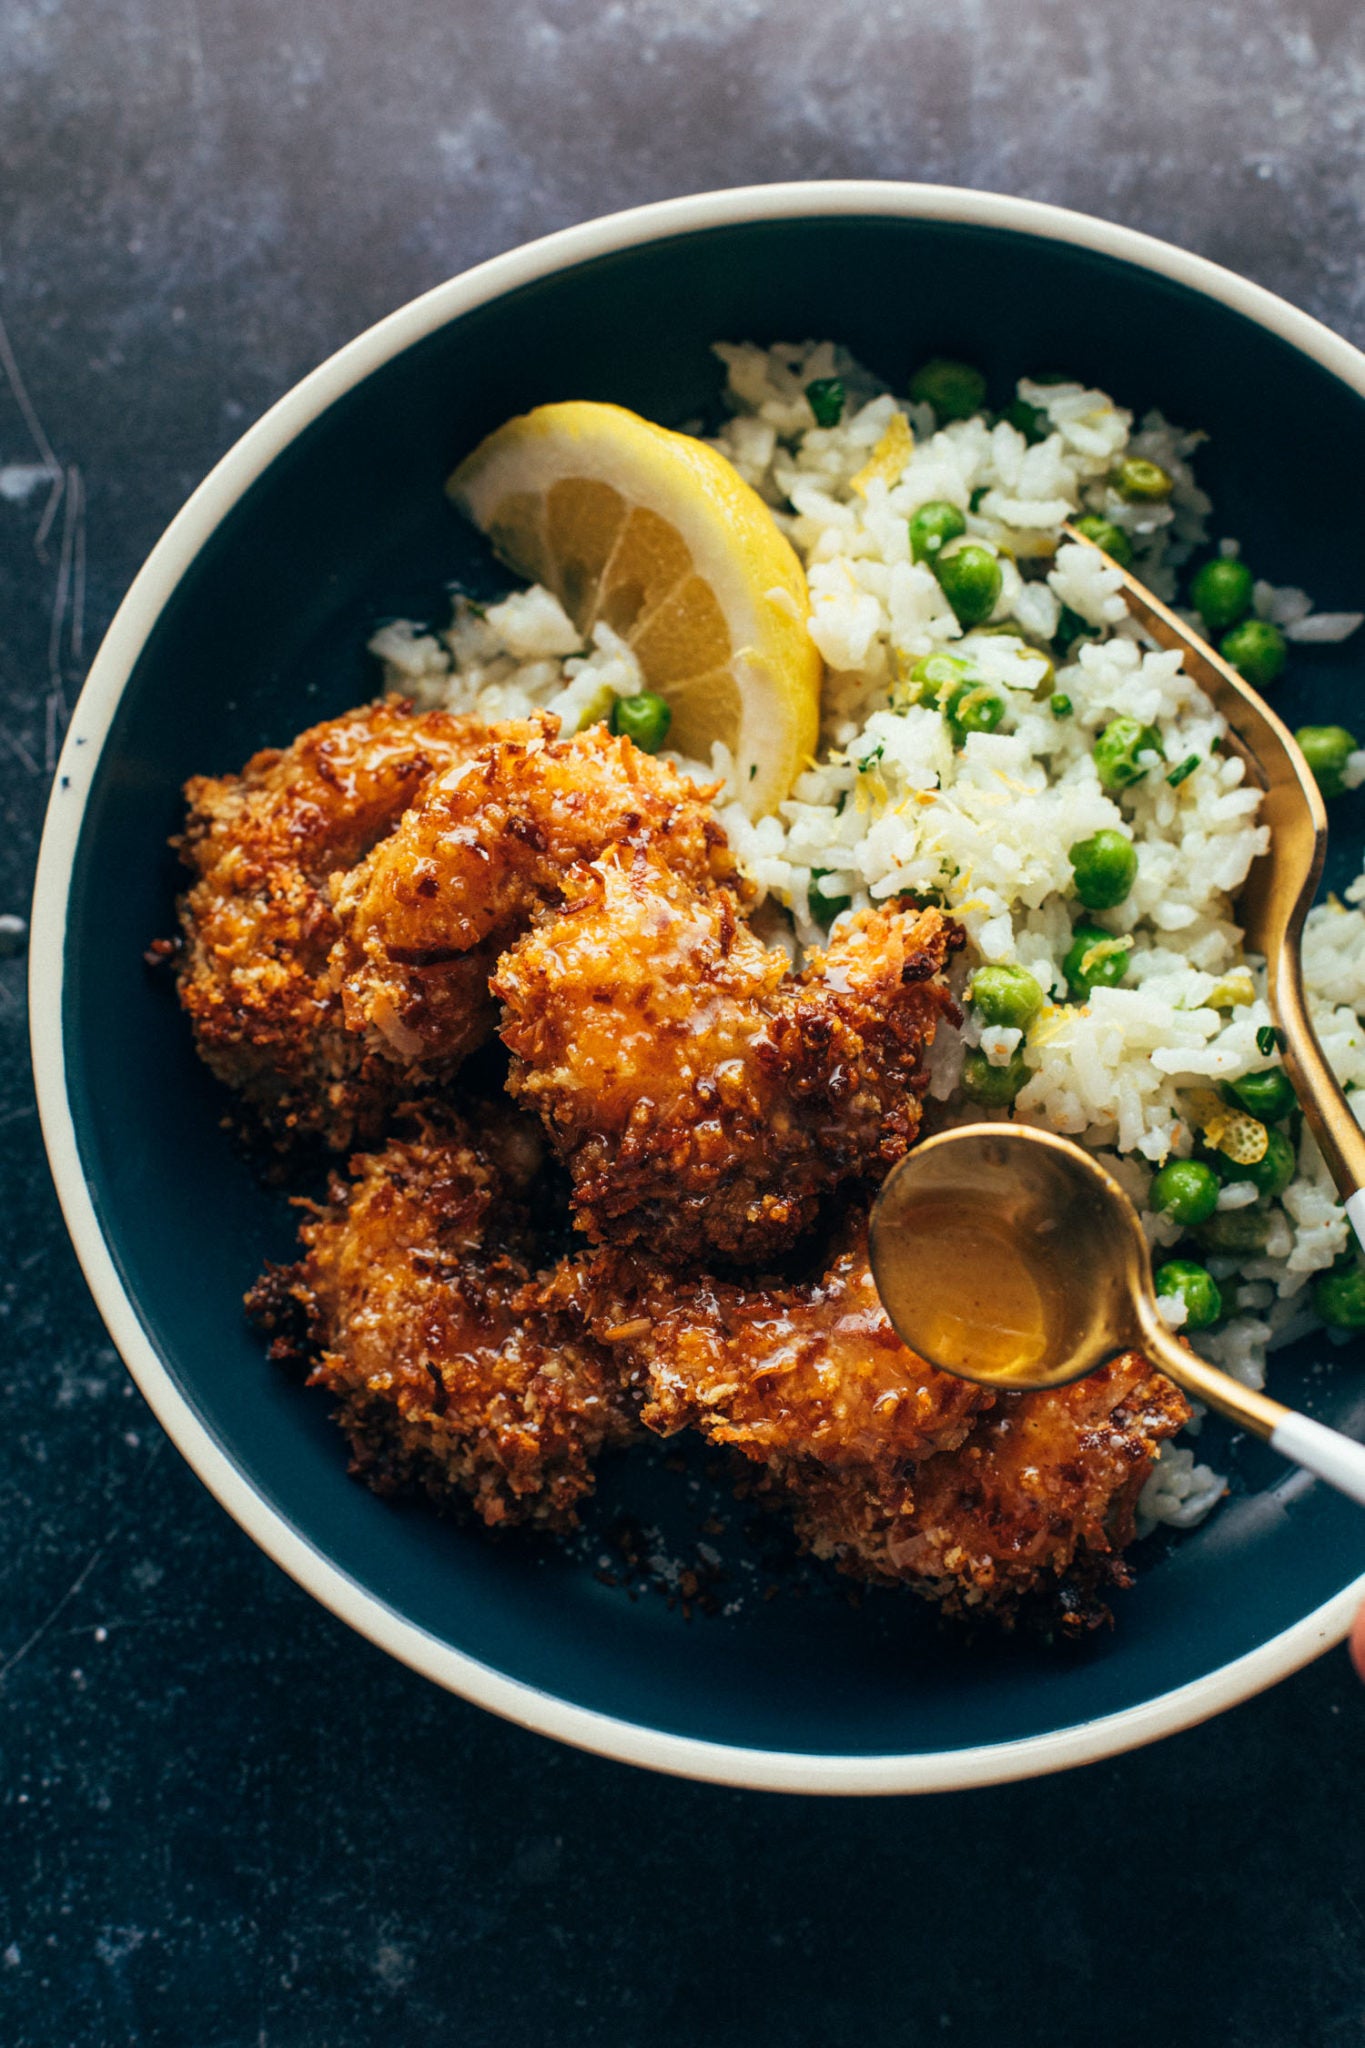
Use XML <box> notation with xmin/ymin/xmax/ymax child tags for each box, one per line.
<box><xmin>329</xmin><ymin>715</ymin><xmax>734</xmax><ymax>1066</ymax></box>
<box><xmin>532</xmin><ymin>1220</ymin><xmax>1185</xmax><ymax>1624</ymax></box>
<box><xmin>175</xmin><ymin>698</ymin><xmax>487</xmax><ymax>1151</ymax></box>
<box><xmin>783</xmin><ymin>1355</ymin><xmax>1189</xmax><ymax>1629</ymax></box>
<box><xmin>494</xmin><ymin>855</ymin><xmax>961</xmax><ymax>1261</ymax></box>
<box><xmin>246</xmin><ymin>1106</ymin><xmax>637</xmax><ymax>1530</ymax></box>
<box><xmin>541</xmin><ymin>1208</ymin><xmax>991</xmax><ymax>1474</ymax></box>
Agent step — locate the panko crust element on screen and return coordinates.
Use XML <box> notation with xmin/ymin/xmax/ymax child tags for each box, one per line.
<box><xmin>329</xmin><ymin>714</ymin><xmax>736</xmax><ymax>1066</ymax></box>
<box><xmin>193</xmin><ymin>698</ymin><xmax>1179</xmax><ymax>1632</ymax></box>
<box><xmin>494</xmin><ymin>855</ymin><xmax>962</xmax><ymax>1262</ymax></box>
<box><xmin>539</xmin><ymin>1209</ymin><xmax>990</xmax><ymax>1475</ymax></box>
<box><xmin>175</xmin><ymin>697</ymin><xmax>488</xmax><ymax>1152</ymax></box>
<box><xmin>785</xmin><ymin>1353</ymin><xmax>1190</xmax><ymax>1629</ymax></box>
<box><xmin>531</xmin><ymin>1231</ymin><xmax>1186</xmax><ymax>1626</ymax></box>
<box><xmin>246</xmin><ymin>1107</ymin><xmax>638</xmax><ymax>1529</ymax></box>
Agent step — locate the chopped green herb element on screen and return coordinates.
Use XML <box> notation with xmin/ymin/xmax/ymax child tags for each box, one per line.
<box><xmin>805</xmin><ymin>377</ymin><xmax>845</xmax><ymax>428</ymax></box>
<box><xmin>856</xmin><ymin>742</ymin><xmax>885</xmax><ymax>773</ymax></box>
<box><xmin>1256</xmin><ymin>1024</ymin><xmax>1280</xmax><ymax>1058</ymax></box>
<box><xmin>969</xmin><ymin>485</ymin><xmax>990</xmax><ymax>513</ymax></box>
<box><xmin>1004</xmin><ymin>396</ymin><xmax>1048</xmax><ymax>443</ymax></box>
<box><xmin>1167</xmin><ymin>754</ymin><xmax>1201</xmax><ymax>787</ymax></box>
<box><xmin>748</xmin><ymin>762</ymin><xmax>758</xmax><ymax>780</ymax></box>
<box><xmin>1053</xmin><ymin>605</ymin><xmax>1089</xmax><ymax>654</ymax></box>
<box><xmin>1049</xmin><ymin>693</ymin><xmax>1073</xmax><ymax>718</ymax></box>
<box><xmin>810</xmin><ymin>869</ymin><xmax>852</xmax><ymax>924</ymax></box>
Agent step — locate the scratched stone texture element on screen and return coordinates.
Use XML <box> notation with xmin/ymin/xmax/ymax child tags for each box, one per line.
<box><xmin>5</xmin><ymin>3</ymin><xmax>1365</xmax><ymax>2044</ymax></box>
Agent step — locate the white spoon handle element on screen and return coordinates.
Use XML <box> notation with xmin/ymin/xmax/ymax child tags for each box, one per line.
<box><xmin>1271</xmin><ymin>1410</ymin><xmax>1365</xmax><ymax>1509</ymax></box>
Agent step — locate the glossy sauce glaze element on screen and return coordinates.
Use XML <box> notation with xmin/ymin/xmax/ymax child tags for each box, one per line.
<box><xmin>872</xmin><ymin>1194</ymin><xmax>1060</xmax><ymax>1386</ymax></box>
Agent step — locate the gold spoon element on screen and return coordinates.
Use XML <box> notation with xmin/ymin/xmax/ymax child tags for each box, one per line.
<box><xmin>868</xmin><ymin>1124</ymin><xmax>1365</xmax><ymax>1506</ymax></box>
<box><xmin>1060</xmin><ymin>521</ymin><xmax>1365</xmax><ymax>1250</ymax></box>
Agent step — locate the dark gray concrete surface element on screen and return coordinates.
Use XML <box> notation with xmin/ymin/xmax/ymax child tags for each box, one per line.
<box><xmin>6</xmin><ymin>4</ymin><xmax>1365</xmax><ymax>2043</ymax></box>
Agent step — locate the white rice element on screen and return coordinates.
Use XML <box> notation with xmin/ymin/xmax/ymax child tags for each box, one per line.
<box><xmin>371</xmin><ymin>340</ymin><xmax>1365</xmax><ymax>1536</ymax></box>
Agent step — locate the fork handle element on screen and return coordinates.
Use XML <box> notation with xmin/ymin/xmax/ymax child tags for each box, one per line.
<box><xmin>1268</xmin><ymin>936</ymin><xmax>1365</xmax><ymax>1260</ymax></box>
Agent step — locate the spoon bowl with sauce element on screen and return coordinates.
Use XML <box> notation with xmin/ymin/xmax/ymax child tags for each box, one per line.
<box><xmin>869</xmin><ymin>1123</ymin><xmax>1365</xmax><ymax>1508</ymax></box>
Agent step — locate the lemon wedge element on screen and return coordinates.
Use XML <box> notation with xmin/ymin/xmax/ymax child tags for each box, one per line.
<box><xmin>447</xmin><ymin>400</ymin><xmax>821</xmax><ymax>815</ymax></box>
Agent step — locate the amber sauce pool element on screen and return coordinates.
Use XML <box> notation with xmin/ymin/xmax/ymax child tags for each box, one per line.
<box><xmin>876</xmin><ymin>1196</ymin><xmax>1055</xmax><ymax>1384</ymax></box>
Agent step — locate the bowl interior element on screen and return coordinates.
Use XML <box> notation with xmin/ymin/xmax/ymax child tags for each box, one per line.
<box><xmin>61</xmin><ymin>211</ymin><xmax>1365</xmax><ymax>1761</ymax></box>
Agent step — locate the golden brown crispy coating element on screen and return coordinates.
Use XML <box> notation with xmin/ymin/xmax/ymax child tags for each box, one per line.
<box><xmin>329</xmin><ymin>715</ymin><xmax>735</xmax><ymax>1066</ymax></box>
<box><xmin>247</xmin><ymin>1107</ymin><xmax>638</xmax><ymax>1530</ymax></box>
<box><xmin>542</xmin><ymin>1209</ymin><xmax>990</xmax><ymax>1473</ymax></box>
<box><xmin>782</xmin><ymin>1354</ymin><xmax>1189</xmax><ymax>1628</ymax></box>
<box><xmin>175</xmin><ymin>698</ymin><xmax>487</xmax><ymax>1151</ymax></box>
<box><xmin>532</xmin><ymin>1220</ymin><xmax>1185</xmax><ymax>1624</ymax></box>
<box><xmin>494</xmin><ymin>854</ymin><xmax>960</xmax><ymax>1261</ymax></box>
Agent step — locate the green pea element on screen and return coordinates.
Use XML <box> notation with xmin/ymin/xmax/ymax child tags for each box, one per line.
<box><xmin>1071</xmin><ymin>515</ymin><xmax>1134</xmax><ymax>569</ymax></box>
<box><xmin>960</xmin><ymin>1047</ymin><xmax>1029</xmax><ymax>1106</ymax></box>
<box><xmin>810</xmin><ymin>869</ymin><xmax>852</xmax><ymax>924</ymax></box>
<box><xmin>1195</xmin><ymin>1207</ymin><xmax>1272</xmax><ymax>1254</ymax></box>
<box><xmin>1295</xmin><ymin>724</ymin><xmax>1359</xmax><ymax>801</ymax></box>
<box><xmin>1004</xmin><ymin>396</ymin><xmax>1048</xmax><ymax>443</ymax></box>
<box><xmin>1116</xmin><ymin>457</ymin><xmax>1173</xmax><ymax>501</ymax></box>
<box><xmin>1217</xmin><ymin>1126</ymin><xmax>1296</xmax><ymax>1199</ymax></box>
<box><xmin>1148</xmin><ymin>1159</ymin><xmax>1221</xmax><ymax>1228</ymax></box>
<box><xmin>1224</xmin><ymin>1067</ymin><xmax>1296</xmax><ymax>1123</ymax></box>
<box><xmin>1093</xmin><ymin>716</ymin><xmax>1164</xmax><ymax>794</ymax></box>
<box><xmin>1154</xmin><ymin>1259</ymin><xmax>1223</xmax><ymax>1330</ymax></box>
<box><xmin>908</xmin><ymin>357</ymin><xmax>988</xmax><ymax>423</ymax></box>
<box><xmin>908</xmin><ymin>500</ymin><xmax>967</xmax><ymax>565</ymax></box>
<box><xmin>945</xmin><ymin>679</ymin><xmax>1006</xmax><ymax>745</ymax></box>
<box><xmin>1069</xmin><ymin>829</ymin><xmax>1138</xmax><ymax>911</ymax></box>
<box><xmin>1050</xmin><ymin>692</ymin><xmax>1073</xmax><ymax>719</ymax></box>
<box><xmin>1063</xmin><ymin>922</ymin><xmax>1133</xmax><ymax>1000</ymax></box>
<box><xmin>969</xmin><ymin>964</ymin><xmax>1044</xmax><ymax>1030</ymax></box>
<box><xmin>1315</xmin><ymin>1262</ymin><xmax>1365</xmax><ymax>1331</ymax></box>
<box><xmin>907</xmin><ymin>651</ymin><xmax>972</xmax><ymax>708</ymax></box>
<box><xmin>1220</xmin><ymin>617</ymin><xmax>1286</xmax><ymax>689</ymax></box>
<box><xmin>935</xmin><ymin>545</ymin><xmax>1003</xmax><ymax>627</ymax></box>
<box><xmin>1190</xmin><ymin>557</ymin><xmax>1253</xmax><ymax>634</ymax></box>
<box><xmin>609</xmin><ymin>691</ymin><xmax>672</xmax><ymax>754</ymax></box>
<box><xmin>805</xmin><ymin>376</ymin><xmax>845</xmax><ymax>428</ymax></box>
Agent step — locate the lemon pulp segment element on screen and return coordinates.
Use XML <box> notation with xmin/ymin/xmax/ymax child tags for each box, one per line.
<box><xmin>447</xmin><ymin>401</ymin><xmax>822</xmax><ymax>815</ymax></box>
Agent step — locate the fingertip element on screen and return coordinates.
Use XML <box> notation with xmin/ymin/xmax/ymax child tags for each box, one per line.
<box><xmin>1350</xmin><ymin>1604</ymin><xmax>1365</xmax><ymax>1684</ymax></box>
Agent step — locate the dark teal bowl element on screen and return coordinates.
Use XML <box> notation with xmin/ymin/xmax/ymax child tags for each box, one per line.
<box><xmin>31</xmin><ymin>184</ymin><xmax>1365</xmax><ymax>1792</ymax></box>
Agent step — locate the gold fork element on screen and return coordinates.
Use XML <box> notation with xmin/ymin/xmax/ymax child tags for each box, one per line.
<box><xmin>1060</xmin><ymin>521</ymin><xmax>1365</xmax><ymax>1252</ymax></box>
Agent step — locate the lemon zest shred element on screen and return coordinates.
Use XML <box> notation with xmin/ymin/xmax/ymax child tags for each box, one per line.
<box><xmin>851</xmin><ymin>413</ymin><xmax>914</xmax><ymax>497</ymax></box>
